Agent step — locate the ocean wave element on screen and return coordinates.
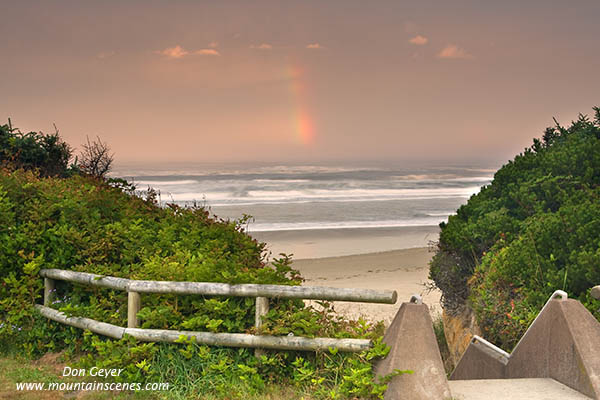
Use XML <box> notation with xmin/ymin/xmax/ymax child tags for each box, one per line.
<box><xmin>391</xmin><ymin>174</ymin><xmax>492</xmax><ymax>182</ymax></box>
<box><xmin>111</xmin><ymin>165</ymin><xmax>385</xmax><ymax>179</ymax></box>
<box><xmin>246</xmin><ymin>218</ymin><xmax>445</xmax><ymax>232</ymax></box>
<box><xmin>135</xmin><ymin>179</ymin><xmax>198</xmax><ymax>186</ymax></box>
<box><xmin>162</xmin><ymin>186</ymin><xmax>482</xmax><ymax>204</ymax></box>
<box><xmin>111</xmin><ymin>164</ymin><xmax>486</xmax><ymax>234</ymax></box>
<box><xmin>253</xmin><ymin>179</ymin><xmax>311</xmax><ymax>183</ymax></box>
<box><xmin>447</xmin><ymin>176</ymin><xmax>493</xmax><ymax>182</ymax></box>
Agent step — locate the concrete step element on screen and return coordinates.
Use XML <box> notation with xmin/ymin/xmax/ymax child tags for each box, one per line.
<box><xmin>449</xmin><ymin>378</ymin><xmax>592</xmax><ymax>400</ymax></box>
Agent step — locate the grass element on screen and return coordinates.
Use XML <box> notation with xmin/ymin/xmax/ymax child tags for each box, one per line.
<box><xmin>0</xmin><ymin>354</ymin><xmax>318</xmax><ymax>400</ymax></box>
<box><xmin>149</xmin><ymin>344</ymin><xmax>321</xmax><ymax>400</ymax></box>
<box><xmin>432</xmin><ymin>316</ymin><xmax>455</xmax><ymax>375</ymax></box>
<box><xmin>0</xmin><ymin>353</ymin><xmax>154</xmax><ymax>399</ymax></box>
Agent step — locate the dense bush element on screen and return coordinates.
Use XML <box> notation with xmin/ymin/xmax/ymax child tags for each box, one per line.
<box><xmin>0</xmin><ymin>168</ymin><xmax>397</xmax><ymax>398</ymax></box>
<box><xmin>429</xmin><ymin>107</ymin><xmax>600</xmax><ymax>349</ymax></box>
<box><xmin>0</xmin><ymin>121</ymin><xmax>74</xmax><ymax>177</ymax></box>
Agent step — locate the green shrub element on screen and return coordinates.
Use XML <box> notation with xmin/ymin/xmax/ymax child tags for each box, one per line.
<box><xmin>0</xmin><ymin>121</ymin><xmax>75</xmax><ymax>177</ymax></box>
<box><xmin>429</xmin><ymin>107</ymin><xmax>600</xmax><ymax>349</ymax></box>
<box><xmin>0</xmin><ymin>168</ymin><xmax>395</xmax><ymax>399</ymax></box>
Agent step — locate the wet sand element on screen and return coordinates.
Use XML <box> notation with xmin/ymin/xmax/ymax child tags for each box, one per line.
<box><xmin>253</xmin><ymin>225</ymin><xmax>440</xmax><ymax>260</ymax></box>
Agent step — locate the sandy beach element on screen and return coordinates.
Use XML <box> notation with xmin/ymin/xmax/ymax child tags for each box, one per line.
<box><xmin>253</xmin><ymin>225</ymin><xmax>440</xmax><ymax>260</ymax></box>
<box><xmin>254</xmin><ymin>226</ymin><xmax>442</xmax><ymax>325</ymax></box>
<box><xmin>291</xmin><ymin>247</ymin><xmax>441</xmax><ymax>325</ymax></box>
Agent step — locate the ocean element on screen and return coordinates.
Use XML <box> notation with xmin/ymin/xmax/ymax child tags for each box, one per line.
<box><xmin>110</xmin><ymin>163</ymin><xmax>495</xmax><ymax>234</ymax></box>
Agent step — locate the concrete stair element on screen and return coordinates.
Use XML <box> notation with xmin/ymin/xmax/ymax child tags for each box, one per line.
<box><xmin>450</xmin><ymin>292</ymin><xmax>600</xmax><ymax>398</ymax></box>
<box><xmin>449</xmin><ymin>378</ymin><xmax>592</xmax><ymax>400</ymax></box>
<box><xmin>376</xmin><ymin>291</ymin><xmax>600</xmax><ymax>399</ymax></box>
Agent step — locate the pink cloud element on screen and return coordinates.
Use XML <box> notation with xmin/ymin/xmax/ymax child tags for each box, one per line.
<box><xmin>437</xmin><ymin>44</ymin><xmax>472</xmax><ymax>59</ymax></box>
<box><xmin>96</xmin><ymin>51</ymin><xmax>116</xmax><ymax>59</ymax></box>
<box><xmin>250</xmin><ymin>43</ymin><xmax>273</xmax><ymax>50</ymax></box>
<box><xmin>156</xmin><ymin>45</ymin><xmax>220</xmax><ymax>59</ymax></box>
<box><xmin>306</xmin><ymin>43</ymin><xmax>324</xmax><ymax>49</ymax></box>
<box><xmin>156</xmin><ymin>45</ymin><xmax>189</xmax><ymax>59</ymax></box>
<box><xmin>409</xmin><ymin>35</ymin><xmax>428</xmax><ymax>45</ymax></box>
<box><xmin>194</xmin><ymin>49</ymin><xmax>220</xmax><ymax>56</ymax></box>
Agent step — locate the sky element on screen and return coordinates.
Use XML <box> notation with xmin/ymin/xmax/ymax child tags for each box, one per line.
<box><xmin>1</xmin><ymin>0</ymin><xmax>599</xmax><ymax>166</ymax></box>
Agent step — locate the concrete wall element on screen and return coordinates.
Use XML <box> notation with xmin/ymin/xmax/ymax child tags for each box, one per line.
<box><xmin>507</xmin><ymin>299</ymin><xmax>600</xmax><ymax>398</ymax></box>
<box><xmin>375</xmin><ymin>302</ymin><xmax>451</xmax><ymax>400</ymax></box>
<box><xmin>450</xmin><ymin>298</ymin><xmax>600</xmax><ymax>398</ymax></box>
<box><xmin>450</xmin><ymin>339</ymin><xmax>507</xmax><ymax>380</ymax></box>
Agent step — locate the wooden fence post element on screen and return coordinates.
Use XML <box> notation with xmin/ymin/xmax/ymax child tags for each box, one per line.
<box><xmin>128</xmin><ymin>291</ymin><xmax>141</xmax><ymax>328</ymax></box>
<box><xmin>255</xmin><ymin>296</ymin><xmax>269</xmax><ymax>357</ymax></box>
<box><xmin>44</xmin><ymin>278</ymin><xmax>55</xmax><ymax>306</ymax></box>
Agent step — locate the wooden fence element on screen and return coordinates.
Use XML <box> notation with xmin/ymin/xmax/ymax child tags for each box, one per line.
<box><xmin>37</xmin><ymin>268</ymin><xmax>398</xmax><ymax>353</ymax></box>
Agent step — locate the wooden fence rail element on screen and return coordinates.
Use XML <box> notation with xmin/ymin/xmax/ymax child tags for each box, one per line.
<box><xmin>40</xmin><ymin>269</ymin><xmax>397</xmax><ymax>303</ymax></box>
<box><xmin>38</xmin><ymin>268</ymin><xmax>397</xmax><ymax>353</ymax></box>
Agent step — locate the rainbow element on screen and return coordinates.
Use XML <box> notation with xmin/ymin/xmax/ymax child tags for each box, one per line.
<box><xmin>287</xmin><ymin>64</ymin><xmax>315</xmax><ymax>146</ymax></box>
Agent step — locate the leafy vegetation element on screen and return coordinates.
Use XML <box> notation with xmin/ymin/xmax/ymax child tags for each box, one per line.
<box><xmin>432</xmin><ymin>317</ymin><xmax>453</xmax><ymax>375</ymax></box>
<box><xmin>0</xmin><ymin>120</ymin><xmax>74</xmax><ymax>177</ymax></box>
<box><xmin>429</xmin><ymin>107</ymin><xmax>600</xmax><ymax>349</ymax></box>
<box><xmin>0</xmin><ymin>122</ymin><xmax>401</xmax><ymax>398</ymax></box>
